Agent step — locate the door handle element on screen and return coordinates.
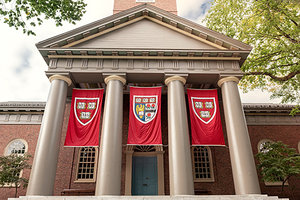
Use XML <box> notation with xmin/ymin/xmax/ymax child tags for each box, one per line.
<box><xmin>143</xmin><ymin>184</ymin><xmax>148</xmax><ymax>186</ymax></box>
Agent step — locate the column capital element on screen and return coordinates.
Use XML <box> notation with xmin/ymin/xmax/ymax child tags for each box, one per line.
<box><xmin>104</xmin><ymin>75</ymin><xmax>126</xmax><ymax>85</ymax></box>
<box><xmin>49</xmin><ymin>75</ymin><xmax>72</xmax><ymax>86</ymax></box>
<box><xmin>165</xmin><ymin>76</ymin><xmax>186</xmax><ymax>86</ymax></box>
<box><xmin>217</xmin><ymin>76</ymin><xmax>240</xmax><ymax>87</ymax></box>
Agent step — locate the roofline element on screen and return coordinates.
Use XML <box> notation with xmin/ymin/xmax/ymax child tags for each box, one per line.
<box><xmin>36</xmin><ymin>3</ymin><xmax>252</xmax><ymax>51</ymax></box>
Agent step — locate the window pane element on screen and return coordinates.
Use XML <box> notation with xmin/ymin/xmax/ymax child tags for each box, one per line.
<box><xmin>76</xmin><ymin>147</ymin><xmax>97</xmax><ymax>181</ymax></box>
<box><xmin>192</xmin><ymin>147</ymin><xmax>213</xmax><ymax>181</ymax></box>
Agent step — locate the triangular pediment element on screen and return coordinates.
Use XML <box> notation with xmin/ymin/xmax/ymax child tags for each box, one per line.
<box><xmin>37</xmin><ymin>3</ymin><xmax>252</xmax><ymax>65</ymax></box>
<box><xmin>73</xmin><ymin>18</ymin><xmax>216</xmax><ymax>50</ymax></box>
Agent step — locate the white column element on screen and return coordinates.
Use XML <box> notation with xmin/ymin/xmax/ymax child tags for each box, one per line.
<box><xmin>27</xmin><ymin>75</ymin><xmax>71</xmax><ymax>196</ymax></box>
<box><xmin>95</xmin><ymin>75</ymin><xmax>126</xmax><ymax>195</ymax></box>
<box><xmin>218</xmin><ymin>76</ymin><xmax>261</xmax><ymax>194</ymax></box>
<box><xmin>165</xmin><ymin>76</ymin><xmax>194</xmax><ymax>195</ymax></box>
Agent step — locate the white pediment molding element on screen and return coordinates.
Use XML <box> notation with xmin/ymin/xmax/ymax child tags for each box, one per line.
<box><xmin>36</xmin><ymin>4</ymin><xmax>251</xmax><ymax>51</ymax></box>
<box><xmin>71</xmin><ymin>18</ymin><xmax>219</xmax><ymax>50</ymax></box>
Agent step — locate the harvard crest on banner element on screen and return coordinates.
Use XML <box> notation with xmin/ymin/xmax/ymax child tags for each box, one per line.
<box><xmin>65</xmin><ymin>89</ymin><xmax>104</xmax><ymax>147</ymax></box>
<box><xmin>191</xmin><ymin>97</ymin><xmax>216</xmax><ymax>124</ymax></box>
<box><xmin>74</xmin><ymin>97</ymin><xmax>99</xmax><ymax>126</ymax></box>
<box><xmin>187</xmin><ymin>89</ymin><xmax>225</xmax><ymax>146</ymax></box>
<box><xmin>133</xmin><ymin>95</ymin><xmax>158</xmax><ymax>123</ymax></box>
<box><xmin>128</xmin><ymin>87</ymin><xmax>162</xmax><ymax>145</ymax></box>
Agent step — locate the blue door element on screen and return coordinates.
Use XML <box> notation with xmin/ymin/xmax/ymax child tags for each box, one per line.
<box><xmin>132</xmin><ymin>156</ymin><xmax>158</xmax><ymax>195</ymax></box>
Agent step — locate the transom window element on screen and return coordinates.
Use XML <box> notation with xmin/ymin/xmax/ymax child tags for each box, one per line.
<box><xmin>191</xmin><ymin>146</ymin><xmax>214</xmax><ymax>182</ymax></box>
<box><xmin>76</xmin><ymin>147</ymin><xmax>98</xmax><ymax>182</ymax></box>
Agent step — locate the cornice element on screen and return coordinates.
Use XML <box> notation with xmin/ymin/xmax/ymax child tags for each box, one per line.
<box><xmin>0</xmin><ymin>102</ymin><xmax>46</xmax><ymax>112</ymax></box>
<box><xmin>243</xmin><ymin>103</ymin><xmax>297</xmax><ymax>114</ymax></box>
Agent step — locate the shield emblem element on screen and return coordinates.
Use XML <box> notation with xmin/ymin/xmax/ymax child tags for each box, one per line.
<box><xmin>74</xmin><ymin>97</ymin><xmax>99</xmax><ymax>126</ymax></box>
<box><xmin>191</xmin><ymin>97</ymin><xmax>216</xmax><ymax>124</ymax></box>
<box><xmin>133</xmin><ymin>95</ymin><xmax>158</xmax><ymax>124</ymax></box>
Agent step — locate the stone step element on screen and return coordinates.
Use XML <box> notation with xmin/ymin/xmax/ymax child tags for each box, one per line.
<box><xmin>9</xmin><ymin>195</ymin><xmax>288</xmax><ymax>200</ymax></box>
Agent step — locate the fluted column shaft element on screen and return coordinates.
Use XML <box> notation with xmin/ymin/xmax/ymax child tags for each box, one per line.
<box><xmin>95</xmin><ymin>75</ymin><xmax>126</xmax><ymax>195</ymax></box>
<box><xmin>218</xmin><ymin>76</ymin><xmax>261</xmax><ymax>194</ymax></box>
<box><xmin>165</xmin><ymin>76</ymin><xmax>194</xmax><ymax>195</ymax></box>
<box><xmin>27</xmin><ymin>75</ymin><xmax>71</xmax><ymax>196</ymax></box>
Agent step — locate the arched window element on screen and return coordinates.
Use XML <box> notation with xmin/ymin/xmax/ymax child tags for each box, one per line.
<box><xmin>191</xmin><ymin>146</ymin><xmax>214</xmax><ymax>182</ymax></box>
<box><xmin>75</xmin><ymin>147</ymin><xmax>98</xmax><ymax>182</ymax></box>
<box><xmin>257</xmin><ymin>139</ymin><xmax>272</xmax><ymax>153</ymax></box>
<box><xmin>257</xmin><ymin>139</ymin><xmax>286</xmax><ymax>186</ymax></box>
<box><xmin>2</xmin><ymin>139</ymin><xmax>28</xmax><ymax>187</ymax></box>
<box><xmin>5</xmin><ymin>139</ymin><xmax>28</xmax><ymax>156</ymax></box>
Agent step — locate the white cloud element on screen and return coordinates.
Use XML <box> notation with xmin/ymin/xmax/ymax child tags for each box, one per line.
<box><xmin>0</xmin><ymin>0</ymin><xmax>281</xmax><ymax>105</ymax></box>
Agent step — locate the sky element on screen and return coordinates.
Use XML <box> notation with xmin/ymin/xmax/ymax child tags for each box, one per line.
<box><xmin>0</xmin><ymin>0</ymin><xmax>280</xmax><ymax>104</ymax></box>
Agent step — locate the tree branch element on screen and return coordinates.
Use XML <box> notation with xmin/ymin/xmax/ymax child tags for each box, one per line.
<box><xmin>274</xmin><ymin>24</ymin><xmax>299</xmax><ymax>44</ymax></box>
<box><xmin>245</xmin><ymin>70</ymin><xmax>300</xmax><ymax>81</ymax></box>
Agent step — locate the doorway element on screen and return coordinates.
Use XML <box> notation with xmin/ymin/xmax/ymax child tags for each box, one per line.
<box><xmin>132</xmin><ymin>156</ymin><xmax>158</xmax><ymax>195</ymax></box>
<box><xmin>124</xmin><ymin>145</ymin><xmax>165</xmax><ymax>195</ymax></box>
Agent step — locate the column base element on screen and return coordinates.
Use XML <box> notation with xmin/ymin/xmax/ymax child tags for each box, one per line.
<box><xmin>10</xmin><ymin>195</ymin><xmax>286</xmax><ymax>200</ymax></box>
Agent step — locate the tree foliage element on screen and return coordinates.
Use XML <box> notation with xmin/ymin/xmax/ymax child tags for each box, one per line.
<box><xmin>204</xmin><ymin>0</ymin><xmax>300</xmax><ymax>114</ymax></box>
<box><xmin>0</xmin><ymin>0</ymin><xmax>87</xmax><ymax>35</ymax></box>
<box><xmin>256</xmin><ymin>141</ymin><xmax>300</xmax><ymax>198</ymax></box>
<box><xmin>0</xmin><ymin>154</ymin><xmax>31</xmax><ymax>197</ymax></box>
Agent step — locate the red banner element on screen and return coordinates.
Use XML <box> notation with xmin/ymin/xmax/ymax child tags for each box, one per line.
<box><xmin>187</xmin><ymin>89</ymin><xmax>225</xmax><ymax>146</ymax></box>
<box><xmin>127</xmin><ymin>87</ymin><xmax>162</xmax><ymax>145</ymax></box>
<box><xmin>64</xmin><ymin>89</ymin><xmax>104</xmax><ymax>147</ymax></box>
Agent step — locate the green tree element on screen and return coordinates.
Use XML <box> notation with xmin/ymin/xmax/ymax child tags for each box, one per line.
<box><xmin>0</xmin><ymin>154</ymin><xmax>31</xmax><ymax>198</ymax></box>
<box><xmin>256</xmin><ymin>141</ymin><xmax>300</xmax><ymax>199</ymax></box>
<box><xmin>0</xmin><ymin>0</ymin><xmax>87</xmax><ymax>35</ymax></box>
<box><xmin>204</xmin><ymin>0</ymin><xmax>300</xmax><ymax>114</ymax></box>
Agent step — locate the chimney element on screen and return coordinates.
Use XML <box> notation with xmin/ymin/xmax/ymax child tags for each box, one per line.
<box><xmin>113</xmin><ymin>0</ymin><xmax>177</xmax><ymax>15</ymax></box>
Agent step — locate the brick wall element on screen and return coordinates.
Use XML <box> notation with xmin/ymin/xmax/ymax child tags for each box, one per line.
<box><xmin>0</xmin><ymin>124</ymin><xmax>40</xmax><ymax>199</ymax></box>
<box><xmin>113</xmin><ymin>0</ymin><xmax>177</xmax><ymax>14</ymax></box>
<box><xmin>0</xmin><ymin>99</ymin><xmax>299</xmax><ymax>199</ymax></box>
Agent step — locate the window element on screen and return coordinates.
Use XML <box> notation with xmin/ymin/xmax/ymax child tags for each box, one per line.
<box><xmin>257</xmin><ymin>139</ymin><xmax>286</xmax><ymax>186</ymax></box>
<box><xmin>191</xmin><ymin>146</ymin><xmax>214</xmax><ymax>182</ymax></box>
<box><xmin>257</xmin><ymin>139</ymin><xmax>272</xmax><ymax>154</ymax></box>
<box><xmin>75</xmin><ymin>147</ymin><xmax>98</xmax><ymax>182</ymax></box>
<box><xmin>2</xmin><ymin>139</ymin><xmax>28</xmax><ymax>187</ymax></box>
<box><xmin>5</xmin><ymin>139</ymin><xmax>28</xmax><ymax>156</ymax></box>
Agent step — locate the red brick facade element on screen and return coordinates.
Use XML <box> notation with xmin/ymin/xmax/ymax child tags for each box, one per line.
<box><xmin>113</xmin><ymin>0</ymin><xmax>177</xmax><ymax>14</ymax></box>
<box><xmin>1</xmin><ymin>97</ymin><xmax>299</xmax><ymax>199</ymax></box>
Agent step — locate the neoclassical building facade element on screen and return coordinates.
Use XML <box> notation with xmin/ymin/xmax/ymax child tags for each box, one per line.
<box><xmin>1</xmin><ymin>1</ymin><xmax>299</xmax><ymax>200</ymax></box>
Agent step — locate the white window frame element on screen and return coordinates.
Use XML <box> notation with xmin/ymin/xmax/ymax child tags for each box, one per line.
<box><xmin>75</xmin><ymin>147</ymin><xmax>98</xmax><ymax>183</ymax></box>
<box><xmin>191</xmin><ymin>146</ymin><xmax>214</xmax><ymax>182</ymax></box>
<box><xmin>4</xmin><ymin>139</ymin><xmax>28</xmax><ymax>156</ymax></box>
